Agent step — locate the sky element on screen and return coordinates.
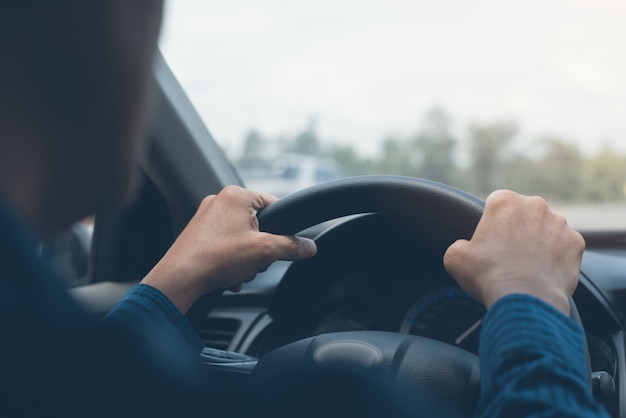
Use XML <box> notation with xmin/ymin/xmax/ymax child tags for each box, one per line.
<box><xmin>159</xmin><ymin>0</ymin><xmax>626</xmax><ymax>159</ymax></box>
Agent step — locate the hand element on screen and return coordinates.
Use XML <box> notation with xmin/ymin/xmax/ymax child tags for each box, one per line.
<box><xmin>141</xmin><ymin>185</ymin><xmax>317</xmax><ymax>314</ymax></box>
<box><xmin>443</xmin><ymin>189</ymin><xmax>585</xmax><ymax>315</ymax></box>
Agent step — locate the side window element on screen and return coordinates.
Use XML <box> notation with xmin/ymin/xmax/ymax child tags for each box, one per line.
<box><xmin>41</xmin><ymin>216</ymin><xmax>93</xmax><ymax>288</ymax></box>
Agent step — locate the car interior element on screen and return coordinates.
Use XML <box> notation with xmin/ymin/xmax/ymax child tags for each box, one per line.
<box><xmin>56</xmin><ymin>48</ymin><xmax>626</xmax><ymax>417</ymax></box>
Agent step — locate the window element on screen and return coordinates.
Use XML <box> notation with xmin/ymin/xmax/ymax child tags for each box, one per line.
<box><xmin>160</xmin><ymin>1</ymin><xmax>626</xmax><ymax>230</ymax></box>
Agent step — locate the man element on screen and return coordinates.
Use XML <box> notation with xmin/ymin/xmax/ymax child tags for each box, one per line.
<box><xmin>0</xmin><ymin>1</ymin><xmax>315</xmax><ymax>416</ymax></box>
<box><xmin>0</xmin><ymin>1</ymin><xmax>608</xmax><ymax>417</ymax></box>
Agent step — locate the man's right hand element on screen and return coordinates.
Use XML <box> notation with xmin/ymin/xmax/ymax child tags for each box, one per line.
<box><xmin>141</xmin><ymin>185</ymin><xmax>317</xmax><ymax>314</ymax></box>
<box><xmin>443</xmin><ymin>189</ymin><xmax>585</xmax><ymax>315</ymax></box>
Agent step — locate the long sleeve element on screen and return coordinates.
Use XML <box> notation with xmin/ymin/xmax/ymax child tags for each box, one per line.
<box><xmin>476</xmin><ymin>294</ymin><xmax>609</xmax><ymax>418</ymax></box>
<box><xmin>103</xmin><ymin>283</ymin><xmax>205</xmax><ymax>360</ymax></box>
<box><xmin>0</xmin><ymin>197</ymin><xmax>213</xmax><ymax>417</ymax></box>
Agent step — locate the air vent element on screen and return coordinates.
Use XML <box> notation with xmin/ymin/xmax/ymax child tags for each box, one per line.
<box><xmin>199</xmin><ymin>317</ymin><xmax>241</xmax><ymax>350</ymax></box>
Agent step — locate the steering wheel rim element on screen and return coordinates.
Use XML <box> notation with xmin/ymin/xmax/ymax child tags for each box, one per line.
<box><xmin>249</xmin><ymin>175</ymin><xmax>589</xmax><ymax>417</ymax></box>
<box><xmin>258</xmin><ymin>175</ymin><xmax>484</xmax><ymax>238</ymax></box>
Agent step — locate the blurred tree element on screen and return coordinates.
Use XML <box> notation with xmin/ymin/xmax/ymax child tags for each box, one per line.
<box><xmin>582</xmin><ymin>146</ymin><xmax>626</xmax><ymax>201</ymax></box>
<box><xmin>243</xmin><ymin>130</ymin><xmax>265</xmax><ymax>156</ymax></box>
<box><xmin>499</xmin><ymin>153</ymin><xmax>534</xmax><ymax>195</ymax></box>
<box><xmin>413</xmin><ymin>108</ymin><xmax>456</xmax><ymax>184</ymax></box>
<box><xmin>289</xmin><ymin>119</ymin><xmax>321</xmax><ymax>155</ymax></box>
<box><xmin>239</xmin><ymin>111</ymin><xmax>626</xmax><ymax>204</ymax></box>
<box><xmin>468</xmin><ymin>122</ymin><xmax>517</xmax><ymax>196</ymax></box>
<box><xmin>377</xmin><ymin>137</ymin><xmax>415</xmax><ymax>176</ymax></box>
<box><xmin>530</xmin><ymin>138</ymin><xmax>584</xmax><ymax>201</ymax></box>
<box><xmin>324</xmin><ymin>143</ymin><xmax>376</xmax><ymax>176</ymax></box>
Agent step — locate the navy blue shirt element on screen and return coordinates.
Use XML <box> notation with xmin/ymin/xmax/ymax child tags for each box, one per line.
<box><xmin>104</xmin><ymin>284</ymin><xmax>204</xmax><ymax>361</ymax></box>
<box><xmin>477</xmin><ymin>294</ymin><xmax>609</xmax><ymax>417</ymax></box>
<box><xmin>0</xmin><ymin>199</ymin><xmax>208</xmax><ymax>417</ymax></box>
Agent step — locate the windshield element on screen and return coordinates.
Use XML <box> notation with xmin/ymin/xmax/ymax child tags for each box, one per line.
<box><xmin>160</xmin><ymin>1</ymin><xmax>626</xmax><ymax>231</ymax></box>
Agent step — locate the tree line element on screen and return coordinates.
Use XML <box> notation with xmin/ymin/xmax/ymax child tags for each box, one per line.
<box><xmin>239</xmin><ymin>108</ymin><xmax>626</xmax><ymax>203</ymax></box>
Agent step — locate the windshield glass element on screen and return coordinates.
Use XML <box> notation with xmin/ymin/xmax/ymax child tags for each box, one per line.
<box><xmin>160</xmin><ymin>1</ymin><xmax>626</xmax><ymax>231</ymax></box>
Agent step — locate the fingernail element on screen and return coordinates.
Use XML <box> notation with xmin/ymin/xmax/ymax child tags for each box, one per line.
<box><xmin>300</xmin><ymin>237</ymin><xmax>317</xmax><ymax>256</ymax></box>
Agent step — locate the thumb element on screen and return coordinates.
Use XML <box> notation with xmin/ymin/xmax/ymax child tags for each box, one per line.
<box><xmin>269</xmin><ymin>234</ymin><xmax>318</xmax><ymax>261</ymax></box>
<box><xmin>443</xmin><ymin>239</ymin><xmax>471</xmax><ymax>279</ymax></box>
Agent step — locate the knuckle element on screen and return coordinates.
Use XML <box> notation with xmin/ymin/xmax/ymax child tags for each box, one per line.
<box><xmin>443</xmin><ymin>244</ymin><xmax>456</xmax><ymax>265</ymax></box>
<box><xmin>442</xmin><ymin>252</ymin><xmax>455</xmax><ymax>272</ymax></box>
<box><xmin>200</xmin><ymin>194</ymin><xmax>215</xmax><ymax>208</ymax></box>
<box><xmin>486</xmin><ymin>189</ymin><xmax>515</xmax><ymax>208</ymax></box>
<box><xmin>443</xmin><ymin>240</ymin><xmax>465</xmax><ymax>270</ymax></box>
<box><xmin>220</xmin><ymin>185</ymin><xmax>244</xmax><ymax>199</ymax></box>
<box><xmin>549</xmin><ymin>211</ymin><xmax>574</xmax><ymax>235</ymax></box>
<box><xmin>220</xmin><ymin>185</ymin><xmax>265</xmax><ymax>209</ymax></box>
<box><xmin>553</xmin><ymin>212</ymin><xmax>568</xmax><ymax>227</ymax></box>
<box><xmin>528</xmin><ymin>195</ymin><xmax>548</xmax><ymax>208</ymax></box>
<box><xmin>571</xmin><ymin>230</ymin><xmax>586</xmax><ymax>252</ymax></box>
<box><xmin>256</xmin><ymin>264</ymin><xmax>270</xmax><ymax>274</ymax></box>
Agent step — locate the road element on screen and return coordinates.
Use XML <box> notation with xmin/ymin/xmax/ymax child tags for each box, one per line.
<box><xmin>552</xmin><ymin>202</ymin><xmax>626</xmax><ymax>231</ymax></box>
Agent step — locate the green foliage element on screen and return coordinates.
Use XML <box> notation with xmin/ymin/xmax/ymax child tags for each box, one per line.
<box><xmin>239</xmin><ymin>110</ymin><xmax>626</xmax><ymax>203</ymax></box>
<box><xmin>323</xmin><ymin>143</ymin><xmax>377</xmax><ymax>176</ymax></box>
<box><xmin>468</xmin><ymin>121</ymin><xmax>517</xmax><ymax>196</ymax></box>
<box><xmin>376</xmin><ymin>137</ymin><xmax>417</xmax><ymax>176</ymax></box>
<box><xmin>581</xmin><ymin>147</ymin><xmax>626</xmax><ymax>201</ymax></box>
<box><xmin>412</xmin><ymin>108</ymin><xmax>457</xmax><ymax>185</ymax></box>
<box><xmin>243</xmin><ymin>130</ymin><xmax>265</xmax><ymax>156</ymax></box>
<box><xmin>529</xmin><ymin>138</ymin><xmax>584</xmax><ymax>201</ymax></box>
<box><xmin>286</xmin><ymin>119</ymin><xmax>320</xmax><ymax>155</ymax></box>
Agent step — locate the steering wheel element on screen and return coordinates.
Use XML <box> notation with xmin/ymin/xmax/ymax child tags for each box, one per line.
<box><xmin>245</xmin><ymin>175</ymin><xmax>588</xmax><ymax>418</ymax></box>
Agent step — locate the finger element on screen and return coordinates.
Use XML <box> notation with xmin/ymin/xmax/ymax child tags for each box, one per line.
<box><xmin>485</xmin><ymin>189</ymin><xmax>517</xmax><ymax>206</ymax></box>
<box><xmin>198</xmin><ymin>194</ymin><xmax>217</xmax><ymax>210</ymax></box>
<box><xmin>268</xmin><ymin>234</ymin><xmax>317</xmax><ymax>261</ymax></box>
<box><xmin>443</xmin><ymin>239</ymin><xmax>470</xmax><ymax>278</ymax></box>
<box><xmin>255</xmin><ymin>191</ymin><xmax>279</xmax><ymax>208</ymax></box>
<box><xmin>570</xmin><ymin>229</ymin><xmax>586</xmax><ymax>254</ymax></box>
<box><xmin>219</xmin><ymin>186</ymin><xmax>277</xmax><ymax>220</ymax></box>
<box><xmin>228</xmin><ymin>284</ymin><xmax>243</xmax><ymax>293</ymax></box>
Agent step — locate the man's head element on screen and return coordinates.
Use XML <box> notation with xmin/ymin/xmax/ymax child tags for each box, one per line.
<box><xmin>0</xmin><ymin>0</ymin><xmax>163</xmax><ymax>236</ymax></box>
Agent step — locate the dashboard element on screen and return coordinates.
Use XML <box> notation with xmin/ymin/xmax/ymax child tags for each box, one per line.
<box><xmin>399</xmin><ymin>285</ymin><xmax>484</xmax><ymax>354</ymax></box>
<box><xmin>207</xmin><ymin>214</ymin><xmax>624</xmax><ymax>417</ymax></box>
